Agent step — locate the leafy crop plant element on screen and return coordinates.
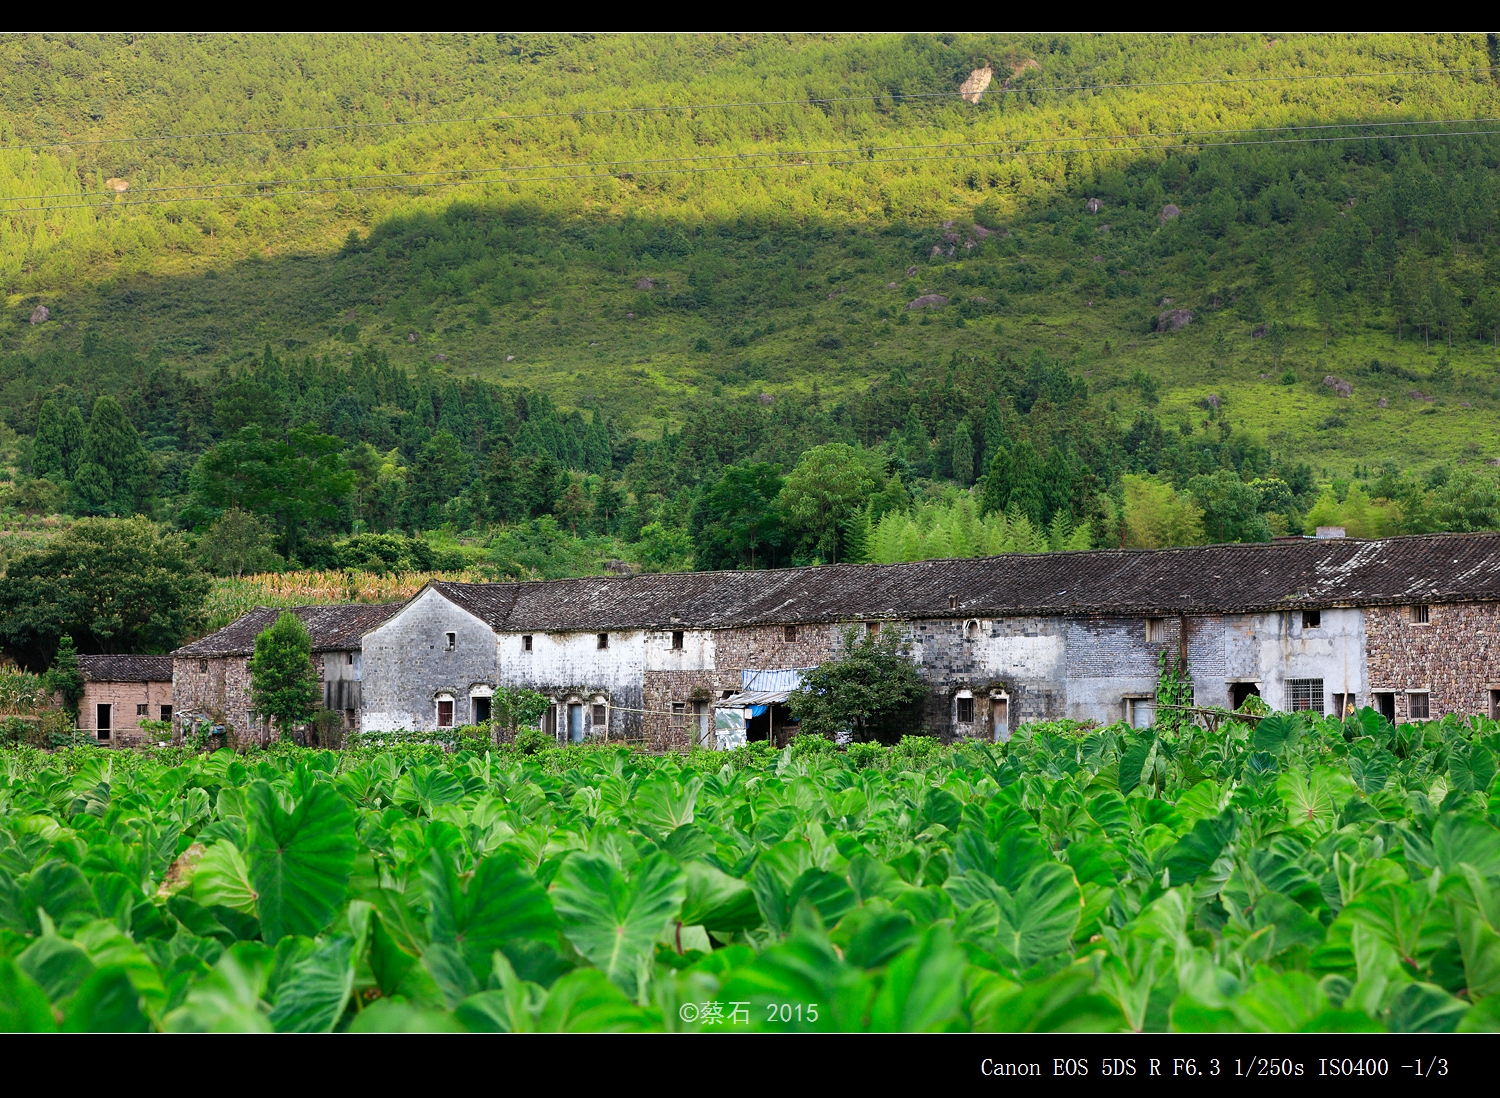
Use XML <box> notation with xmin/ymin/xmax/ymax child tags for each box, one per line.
<box><xmin>1</xmin><ymin>707</ymin><xmax>1499</xmax><ymax>1032</ymax></box>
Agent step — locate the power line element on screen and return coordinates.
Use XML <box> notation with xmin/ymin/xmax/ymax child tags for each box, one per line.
<box><xmin>5</xmin><ymin>114</ymin><xmax>1495</xmax><ymax>208</ymax></box>
<box><xmin>1</xmin><ymin>63</ymin><xmax>1495</xmax><ymax>154</ymax></box>
<box><xmin>10</xmin><ymin>122</ymin><xmax>1499</xmax><ymax>214</ymax></box>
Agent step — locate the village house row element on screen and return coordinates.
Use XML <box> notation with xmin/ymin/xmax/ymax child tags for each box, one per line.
<box><xmin>71</xmin><ymin>532</ymin><xmax>1500</xmax><ymax>748</ymax></box>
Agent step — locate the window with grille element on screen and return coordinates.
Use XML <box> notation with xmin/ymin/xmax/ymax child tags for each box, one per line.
<box><xmin>597</xmin><ymin>633</ymin><xmax>609</xmax><ymax>650</ymax></box>
<box><xmin>1145</xmin><ymin>618</ymin><xmax>1164</xmax><ymax>642</ymax></box>
<box><xmin>956</xmin><ymin>697</ymin><xmax>975</xmax><ymax>723</ymax></box>
<box><xmin>137</xmin><ymin>703</ymin><xmax>149</xmax><ymax>716</ymax></box>
<box><xmin>1286</xmin><ymin>678</ymin><xmax>1325</xmax><ymax>714</ymax></box>
<box><xmin>522</xmin><ymin>635</ymin><xmax>533</xmax><ymax>652</ymax></box>
<box><xmin>436</xmin><ymin>699</ymin><xmax>454</xmax><ymax>727</ymax></box>
<box><xmin>1407</xmin><ymin>691</ymin><xmax>1430</xmax><ymax>720</ymax></box>
<box><xmin>1410</xmin><ymin>604</ymin><xmax>1430</xmax><ymax>624</ymax></box>
<box><xmin>592</xmin><ymin>704</ymin><xmax>607</xmax><ymax>728</ymax></box>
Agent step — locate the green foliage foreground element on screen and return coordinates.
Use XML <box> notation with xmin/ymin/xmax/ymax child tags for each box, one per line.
<box><xmin>3</xmin><ymin>708</ymin><xmax>1500</xmax><ymax>1032</ymax></box>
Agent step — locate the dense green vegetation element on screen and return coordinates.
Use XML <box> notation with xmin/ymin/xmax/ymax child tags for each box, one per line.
<box><xmin>3</xmin><ymin>705</ymin><xmax>1500</xmax><ymax>1032</ymax></box>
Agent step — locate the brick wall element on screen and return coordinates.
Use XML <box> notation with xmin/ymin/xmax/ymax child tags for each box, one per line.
<box><xmin>1365</xmin><ymin>601</ymin><xmax>1500</xmax><ymax>720</ymax></box>
<box><xmin>711</xmin><ymin>622</ymin><xmax>844</xmax><ymax>676</ymax></box>
<box><xmin>79</xmin><ymin>680</ymin><xmax>173</xmax><ymax>746</ymax></box>
<box><xmin>642</xmin><ymin>669</ymin><xmax>726</xmax><ymax>751</ymax></box>
<box><xmin>173</xmin><ymin>655</ymin><xmax>261</xmax><ymax>744</ymax></box>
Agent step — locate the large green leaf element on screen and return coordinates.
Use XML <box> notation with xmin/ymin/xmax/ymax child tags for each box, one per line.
<box><xmin>1277</xmin><ymin>766</ymin><xmax>1354</xmax><ymax>835</ymax></box>
<box><xmin>632</xmin><ymin>774</ymin><xmax>702</xmax><ymax>833</ymax></box>
<box><xmin>551</xmin><ymin>851</ymin><xmax>684</xmax><ymax>996</ymax></box>
<box><xmin>989</xmin><ymin>862</ymin><xmax>1083</xmax><ymax>971</ymax></box>
<box><xmin>245</xmin><ymin>779</ymin><xmax>356</xmax><ymax>941</ymax></box>
<box><xmin>866</xmin><ymin>925</ymin><xmax>965</xmax><ymax>1031</ymax></box>
<box><xmin>535</xmin><ymin>968</ymin><xmax>658</xmax><ymax>1032</ymax></box>
<box><xmin>0</xmin><ymin>957</ymin><xmax>57</xmax><ymax>1032</ymax></box>
<box><xmin>1162</xmin><ymin>808</ymin><xmax>1240</xmax><ymax>886</ymax></box>
<box><xmin>22</xmin><ymin>859</ymin><xmax>100</xmax><ymax>934</ymax></box>
<box><xmin>1433</xmin><ymin>813</ymin><xmax>1500</xmax><ymax>881</ymax></box>
<box><xmin>192</xmin><ymin>841</ymin><xmax>258</xmax><ymax>915</ymax></box>
<box><xmin>716</xmin><ymin>933</ymin><xmax>874</xmax><ymax>1031</ymax></box>
<box><xmin>17</xmin><ymin>935</ymin><xmax>94</xmax><ymax>1005</ymax></box>
<box><xmin>61</xmin><ymin>965</ymin><xmax>150</xmax><ymax>1032</ymax></box>
<box><xmin>423</xmin><ymin>849</ymin><xmax>558</xmax><ymax>984</ymax></box>
<box><xmin>680</xmin><ymin>860</ymin><xmax>760</xmax><ymax>932</ymax></box>
<box><xmin>1253</xmin><ymin>713</ymin><xmax>1303</xmax><ymax>754</ymax></box>
<box><xmin>162</xmin><ymin>943</ymin><xmax>273</xmax><ymax>1032</ymax></box>
<box><xmin>267</xmin><ymin>903</ymin><xmax>372</xmax><ymax>1032</ymax></box>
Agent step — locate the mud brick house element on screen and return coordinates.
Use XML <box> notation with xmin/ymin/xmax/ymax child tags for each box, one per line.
<box><xmin>171</xmin><ymin>604</ymin><xmax>397</xmax><ymax>743</ymax></box>
<box><xmin>76</xmin><ymin>655</ymin><xmax>174</xmax><ymax>745</ymax></box>
<box><xmin>184</xmin><ymin>532</ymin><xmax>1500</xmax><ymax>749</ymax></box>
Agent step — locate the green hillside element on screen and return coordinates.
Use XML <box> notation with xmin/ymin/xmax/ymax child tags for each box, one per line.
<box><xmin>2</xmin><ymin>33</ymin><xmax>1500</xmax><ymax>639</ymax></box>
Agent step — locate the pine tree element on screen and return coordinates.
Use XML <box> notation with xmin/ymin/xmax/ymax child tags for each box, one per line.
<box><xmin>33</xmin><ymin>400</ymin><xmax>79</xmax><ymax>481</ymax></box>
<box><xmin>951</xmin><ymin>419</ymin><xmax>975</xmax><ymax>486</ymax></box>
<box><xmin>981</xmin><ymin>444</ymin><xmax>1013</xmax><ymax>516</ymax></box>
<box><xmin>70</xmin><ymin>396</ymin><xmax>148</xmax><ymax>516</ymax></box>
<box><xmin>1008</xmin><ymin>439</ymin><xmax>1046</xmax><ymax>527</ymax></box>
<box><xmin>585</xmin><ymin>411</ymin><xmax>612</xmax><ymax>474</ymax></box>
<box><xmin>482</xmin><ymin>444</ymin><xmax>518</xmax><ymax>524</ymax></box>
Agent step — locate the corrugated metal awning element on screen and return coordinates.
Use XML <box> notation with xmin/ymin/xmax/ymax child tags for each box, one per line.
<box><xmin>719</xmin><ymin>688</ymin><xmax>794</xmax><ymax>708</ymax></box>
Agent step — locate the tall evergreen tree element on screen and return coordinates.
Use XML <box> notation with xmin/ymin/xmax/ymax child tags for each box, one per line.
<box><xmin>1007</xmin><ymin>439</ymin><xmax>1045</xmax><ymax>527</ymax></box>
<box><xmin>951</xmin><ymin>419</ymin><xmax>975</xmax><ymax>486</ymax></box>
<box><xmin>981</xmin><ymin>444</ymin><xmax>1012</xmax><ymax>517</ymax></box>
<box><xmin>71</xmin><ymin>396</ymin><xmax>149</xmax><ymax>516</ymax></box>
<box><xmin>33</xmin><ymin>399</ymin><xmax>82</xmax><ymax>481</ymax></box>
<box><xmin>249</xmin><ymin>611</ymin><xmax>320</xmax><ymax>741</ymax></box>
<box><xmin>482</xmin><ymin>444</ymin><xmax>519</xmax><ymax>523</ymax></box>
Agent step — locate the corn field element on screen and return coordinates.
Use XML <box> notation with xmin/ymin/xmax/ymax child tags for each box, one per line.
<box><xmin>0</xmin><ymin>671</ymin><xmax>49</xmax><ymax>716</ymax></box>
<box><xmin>203</xmin><ymin>569</ymin><xmax>491</xmax><ymax>631</ymax></box>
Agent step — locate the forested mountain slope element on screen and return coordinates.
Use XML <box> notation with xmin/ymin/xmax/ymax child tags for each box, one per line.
<box><xmin>2</xmin><ymin>33</ymin><xmax>1500</xmax><ymax>472</ymax></box>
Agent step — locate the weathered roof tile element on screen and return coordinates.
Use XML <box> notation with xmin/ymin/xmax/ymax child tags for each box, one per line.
<box><xmin>173</xmin><ymin>604</ymin><xmax>400</xmax><ymax>658</ymax></box>
<box><xmin>78</xmin><ymin>654</ymin><xmax>174</xmax><ymax>682</ymax></box>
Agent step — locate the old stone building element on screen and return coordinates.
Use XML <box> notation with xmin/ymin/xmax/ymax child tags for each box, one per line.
<box><xmin>171</xmin><ymin>604</ymin><xmax>396</xmax><ymax>743</ymax></box>
<box><xmin>179</xmin><ymin>533</ymin><xmax>1500</xmax><ymax>748</ymax></box>
<box><xmin>76</xmin><ymin>655</ymin><xmax>174</xmax><ymax>745</ymax></box>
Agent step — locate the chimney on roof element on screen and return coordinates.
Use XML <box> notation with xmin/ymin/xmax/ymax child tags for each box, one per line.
<box><xmin>1315</xmin><ymin>526</ymin><xmax>1346</xmax><ymax>539</ymax></box>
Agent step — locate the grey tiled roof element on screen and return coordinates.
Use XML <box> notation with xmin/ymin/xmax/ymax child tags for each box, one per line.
<box><xmin>78</xmin><ymin>654</ymin><xmax>174</xmax><ymax>682</ymax></box>
<box><xmin>173</xmin><ymin>604</ymin><xmax>401</xmax><ymax>658</ymax></box>
<box><xmin>423</xmin><ymin>533</ymin><xmax>1500</xmax><ymax>631</ymax></box>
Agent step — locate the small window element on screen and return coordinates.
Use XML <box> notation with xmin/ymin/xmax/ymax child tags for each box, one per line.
<box><xmin>1407</xmin><ymin>691</ymin><xmax>1430</xmax><ymax>720</ymax></box>
<box><xmin>160</xmin><ymin>705</ymin><xmax>172</xmax><ymax>722</ymax></box>
<box><xmin>445</xmin><ymin>632</ymin><xmax>456</xmax><ymax>651</ymax></box>
<box><xmin>672</xmin><ymin>702</ymin><xmax>686</xmax><ymax>725</ymax></box>
<box><xmin>1374</xmin><ymin>691</ymin><xmax>1396</xmax><ymax>722</ymax></box>
<box><xmin>522</xmin><ymin>635</ymin><xmax>533</xmax><ymax>652</ymax></box>
<box><xmin>1302</xmin><ymin>610</ymin><xmax>1321</xmax><ymax>630</ymax></box>
<box><xmin>198</xmin><ymin>659</ymin><xmax>208</xmax><ymax>672</ymax></box>
<box><xmin>1410</xmin><ymin>604</ymin><xmax>1430</xmax><ymax>624</ymax></box>
<box><xmin>784</xmin><ymin>624</ymin><xmax>798</xmax><ymax>642</ymax></box>
<box><xmin>1331</xmin><ymin>692</ymin><xmax>1354</xmax><ymax>717</ymax></box>
<box><xmin>345</xmin><ymin>708</ymin><xmax>355</xmax><ymax>724</ymax></box>
<box><xmin>956</xmin><ymin>697</ymin><xmax>975</xmax><ymax>723</ymax></box>
<box><xmin>672</xmin><ymin>630</ymin><xmax>684</xmax><ymax>650</ymax></box>
<box><xmin>866</xmin><ymin>621</ymin><xmax>880</xmax><ymax>635</ymax></box>
<box><xmin>346</xmin><ymin>652</ymin><xmax>353</xmax><ymax>665</ymax></box>
<box><xmin>597</xmin><ymin>632</ymin><xmax>609</xmax><ymax>650</ymax></box>
<box><xmin>1286</xmin><ymin>678</ymin><xmax>1325</xmax><ymax>714</ymax></box>
<box><xmin>136</xmin><ymin>703</ymin><xmax>149</xmax><ymax>717</ymax></box>
<box><xmin>1145</xmin><ymin>618</ymin><xmax>1164</xmax><ymax>642</ymax></box>
<box><xmin>965</xmin><ymin>619</ymin><xmax>981</xmax><ymax>640</ymax></box>
<box><xmin>437</xmin><ymin>699</ymin><xmax>454</xmax><ymax>727</ymax></box>
<box><xmin>592</xmin><ymin>703</ymin><xmax>607</xmax><ymax>727</ymax></box>
<box><xmin>472</xmin><ymin>696</ymin><xmax>492</xmax><ymax>723</ymax></box>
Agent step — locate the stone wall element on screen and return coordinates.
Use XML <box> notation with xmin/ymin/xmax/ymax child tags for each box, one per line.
<box><xmin>361</xmin><ymin>588</ymin><xmax>498</xmax><ymax>731</ymax></box>
<box><xmin>1365</xmin><ymin>601</ymin><xmax>1500</xmax><ymax>720</ymax></box>
<box><xmin>910</xmin><ymin>617</ymin><xmax>1067</xmax><ymax>738</ymax></box>
<box><xmin>172</xmin><ymin>655</ymin><xmax>260</xmax><ymax>743</ymax></box>
<box><xmin>642</xmin><ymin>669</ymin><xmax>725</xmax><ymax>750</ymax></box>
<box><xmin>79</xmin><ymin>680</ymin><xmax>173</xmax><ymax>746</ymax></box>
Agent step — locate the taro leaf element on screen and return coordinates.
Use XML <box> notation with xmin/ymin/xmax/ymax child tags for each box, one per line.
<box><xmin>991</xmin><ymin>827</ymin><xmax>1050</xmax><ymax>893</ymax></box>
<box><xmin>866</xmin><ymin>924</ymin><xmax>966</xmax><ymax>1032</ymax></box>
<box><xmin>1175</xmin><ymin>780</ymin><xmax>1223</xmax><ymax>825</ymax></box>
<box><xmin>1253</xmin><ymin>713</ymin><xmax>1302</xmax><ymax>755</ymax></box>
<box><xmin>0</xmin><ymin>957</ymin><xmax>58</xmax><ymax>1031</ymax></box>
<box><xmin>1085</xmin><ymin>791</ymin><xmax>1132</xmax><ymax>838</ymax></box>
<box><xmin>832</xmin><ymin>904</ymin><xmax>918</xmax><ymax>969</ymax></box>
<box><xmin>268</xmin><ymin>903</ymin><xmax>372</xmax><ymax>1032</ymax></box>
<box><xmin>969</xmin><ymin>962</ymin><xmax>1118</xmax><ymax>1032</ymax></box>
<box><xmin>716</xmin><ymin>933</ymin><xmax>873</xmax><ymax>1032</ymax></box>
<box><xmin>1451</xmin><ymin>746</ymin><xmax>1498</xmax><ymax>795</ymax></box>
<box><xmin>551</xmin><ymin>851</ymin><xmax>685</xmax><ymax>997</ymax></box>
<box><xmin>1162</xmin><ymin>809</ymin><xmax>1240</xmax><ymax>886</ymax></box>
<box><xmin>1277</xmin><ymin>767</ymin><xmax>1354</xmax><ymax>835</ymax></box>
<box><xmin>753</xmin><ymin>807</ymin><xmax>799</xmax><ymax>845</ymax></box>
<box><xmin>1230</xmin><ymin>970</ymin><xmax>1329</xmax><ymax>1031</ymax></box>
<box><xmin>993</xmin><ymin>862</ymin><xmax>1083</xmax><ymax>970</ymax></box>
<box><xmin>662</xmin><ymin>825</ymin><xmax>716</xmax><ymax>864</ymax></box>
<box><xmin>633</xmin><ymin>775</ymin><xmax>702</xmax><ymax>833</ymax></box>
<box><xmin>1065</xmin><ymin>841</ymin><xmax>1121</xmax><ymax>888</ymax></box>
<box><xmin>168</xmin><ymin>895</ymin><xmax>236</xmax><ymax>947</ymax></box>
<box><xmin>1118</xmin><ymin>737</ymin><xmax>1155</xmax><ymax>796</ymax></box>
<box><xmin>1433</xmin><ymin>813</ymin><xmax>1500</xmax><ymax>881</ymax></box>
<box><xmin>846</xmin><ymin>853</ymin><xmax>902</xmax><ymax>904</ymax></box>
<box><xmin>535</xmin><ymin>968</ymin><xmax>658</xmax><ymax>1032</ymax></box>
<box><xmin>61</xmin><ymin>965</ymin><xmax>149</xmax><ymax>1032</ymax></box>
<box><xmin>1452</xmin><ymin>896</ymin><xmax>1500</xmax><ymax>1000</ymax></box>
<box><xmin>750</xmin><ymin>842</ymin><xmax>815</xmax><ymax>938</ymax></box>
<box><xmin>22</xmin><ymin>858</ymin><xmax>100</xmax><ymax>934</ymax></box>
<box><xmin>193</xmin><ymin>841</ymin><xmax>258</xmax><ymax>915</ymax></box>
<box><xmin>1349</xmin><ymin>749</ymin><xmax>1395</xmax><ymax>795</ymax></box>
<box><xmin>1250</xmin><ymin>892</ymin><xmax>1326</xmax><ymax>957</ymax></box>
<box><xmin>369</xmin><ymin>907</ymin><xmax>443</xmax><ymax>1007</ymax></box>
<box><xmin>245</xmin><ymin>779</ymin><xmax>356</xmax><ymax>942</ymax></box>
<box><xmin>346</xmin><ymin>998</ymin><xmax>465</xmax><ymax>1032</ymax></box>
<box><xmin>917</xmin><ymin>788</ymin><xmax>962</xmax><ymax>833</ymax></box>
<box><xmin>1385</xmin><ymin>981</ymin><xmax>1468</xmax><ymax>1033</ymax></box>
<box><xmin>90</xmin><ymin>872</ymin><xmax>140</xmax><ymax>930</ymax></box>
<box><xmin>422</xmin><ymin>941</ymin><xmax>479</xmax><ymax>1008</ymax></box>
<box><xmin>680</xmin><ymin>861</ymin><xmax>760</xmax><ymax>932</ymax></box>
<box><xmin>17</xmin><ymin>935</ymin><xmax>94</xmax><ymax>1004</ymax></box>
<box><xmin>393</xmin><ymin>766</ymin><xmax>466</xmax><ymax>816</ymax></box>
<box><xmin>423</xmin><ymin>849</ymin><xmax>558</xmax><ymax>984</ymax></box>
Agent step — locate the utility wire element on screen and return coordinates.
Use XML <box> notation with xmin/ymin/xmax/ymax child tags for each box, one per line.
<box><xmin>1</xmin><ymin>62</ymin><xmax>1495</xmax><ymax>153</ymax></box>
<box><xmin>9</xmin><ymin>122</ymin><xmax>1499</xmax><ymax>213</ymax></box>
<box><xmin>4</xmin><ymin>114</ymin><xmax>1496</xmax><ymax>207</ymax></box>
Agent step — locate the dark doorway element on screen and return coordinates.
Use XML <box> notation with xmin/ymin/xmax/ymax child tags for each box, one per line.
<box><xmin>96</xmin><ymin>703</ymin><xmax>111</xmax><ymax>741</ymax></box>
<box><xmin>1230</xmin><ymin>682</ymin><xmax>1261</xmax><ymax>710</ymax></box>
<box><xmin>746</xmin><ymin>707</ymin><xmax>770</xmax><ymax>743</ymax></box>
<box><xmin>472</xmin><ymin>696</ymin><xmax>492</xmax><ymax>723</ymax></box>
<box><xmin>1374</xmin><ymin>692</ymin><xmax>1396</xmax><ymax>723</ymax></box>
<box><xmin>772</xmin><ymin>703</ymin><xmax>796</xmax><ymax>748</ymax></box>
